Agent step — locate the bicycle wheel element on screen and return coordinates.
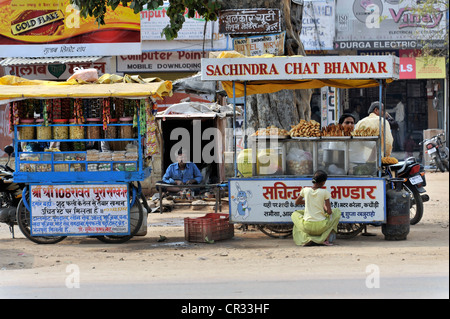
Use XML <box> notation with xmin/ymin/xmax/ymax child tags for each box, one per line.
<box><xmin>337</xmin><ymin>223</ymin><xmax>365</xmax><ymax>239</ymax></box>
<box><xmin>257</xmin><ymin>224</ymin><xmax>293</xmax><ymax>238</ymax></box>
<box><xmin>96</xmin><ymin>194</ymin><xmax>144</xmax><ymax>244</ymax></box>
<box><xmin>16</xmin><ymin>196</ymin><xmax>67</xmax><ymax>244</ymax></box>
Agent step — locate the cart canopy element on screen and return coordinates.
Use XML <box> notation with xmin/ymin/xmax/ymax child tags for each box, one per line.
<box><xmin>201</xmin><ymin>52</ymin><xmax>399</xmax><ymax>98</ymax></box>
<box><xmin>0</xmin><ymin>74</ymin><xmax>173</xmax><ymax>103</ymax></box>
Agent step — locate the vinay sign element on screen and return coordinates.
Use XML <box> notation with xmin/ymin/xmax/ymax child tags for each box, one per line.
<box><xmin>201</xmin><ymin>55</ymin><xmax>399</xmax><ymax>81</ymax></box>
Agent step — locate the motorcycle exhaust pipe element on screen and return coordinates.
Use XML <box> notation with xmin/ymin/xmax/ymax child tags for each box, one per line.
<box><xmin>421</xmin><ymin>194</ymin><xmax>430</xmax><ymax>203</ymax></box>
<box><xmin>0</xmin><ymin>206</ymin><xmax>17</xmax><ymax>223</ymax></box>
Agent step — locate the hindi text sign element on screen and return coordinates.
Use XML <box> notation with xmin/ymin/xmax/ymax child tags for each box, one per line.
<box><xmin>219</xmin><ymin>9</ymin><xmax>281</xmax><ymax>34</ymax></box>
<box><xmin>229</xmin><ymin>178</ymin><xmax>386</xmax><ymax>224</ymax></box>
<box><xmin>30</xmin><ymin>184</ymin><xmax>130</xmax><ymax>236</ymax></box>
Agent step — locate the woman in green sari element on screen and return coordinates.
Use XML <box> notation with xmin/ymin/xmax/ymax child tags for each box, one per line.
<box><xmin>291</xmin><ymin>170</ymin><xmax>341</xmax><ymax>246</ymax></box>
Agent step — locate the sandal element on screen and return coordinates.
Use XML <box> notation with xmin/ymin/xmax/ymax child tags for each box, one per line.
<box><xmin>323</xmin><ymin>241</ymin><xmax>334</xmax><ymax>246</ymax></box>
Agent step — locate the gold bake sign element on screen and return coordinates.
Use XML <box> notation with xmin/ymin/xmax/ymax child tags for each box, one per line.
<box><xmin>11</xmin><ymin>10</ymin><xmax>64</xmax><ymax>35</ymax></box>
<box><xmin>0</xmin><ymin>0</ymin><xmax>140</xmax><ymax>57</ymax></box>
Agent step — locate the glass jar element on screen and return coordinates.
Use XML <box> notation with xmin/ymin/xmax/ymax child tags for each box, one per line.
<box><xmin>119</xmin><ymin>117</ymin><xmax>133</xmax><ymax>139</ymax></box>
<box><xmin>105</xmin><ymin>118</ymin><xmax>117</xmax><ymax>139</ymax></box>
<box><xmin>86</xmin><ymin>118</ymin><xmax>101</xmax><ymax>140</ymax></box>
<box><xmin>36</xmin><ymin>119</ymin><xmax>52</xmax><ymax>140</ymax></box>
<box><xmin>53</xmin><ymin>119</ymin><xmax>69</xmax><ymax>140</ymax></box>
<box><xmin>19</xmin><ymin>119</ymin><xmax>35</xmax><ymax>140</ymax></box>
<box><xmin>69</xmin><ymin>119</ymin><xmax>85</xmax><ymax>140</ymax></box>
<box><xmin>70</xmin><ymin>119</ymin><xmax>85</xmax><ymax>151</ymax></box>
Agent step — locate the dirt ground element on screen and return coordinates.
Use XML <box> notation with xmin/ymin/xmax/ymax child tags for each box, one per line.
<box><xmin>0</xmin><ymin>172</ymin><xmax>448</xmax><ymax>298</ymax></box>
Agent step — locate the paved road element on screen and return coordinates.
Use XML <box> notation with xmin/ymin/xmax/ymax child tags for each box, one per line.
<box><xmin>1</xmin><ymin>275</ymin><xmax>448</xmax><ymax>299</ymax></box>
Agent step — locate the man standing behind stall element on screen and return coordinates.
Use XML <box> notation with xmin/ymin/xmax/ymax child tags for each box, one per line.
<box><xmin>355</xmin><ymin>101</ymin><xmax>394</xmax><ymax>157</ymax></box>
<box><xmin>387</xmin><ymin>98</ymin><xmax>405</xmax><ymax>151</ymax></box>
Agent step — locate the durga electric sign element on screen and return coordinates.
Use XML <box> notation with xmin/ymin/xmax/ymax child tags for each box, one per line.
<box><xmin>201</xmin><ymin>55</ymin><xmax>399</xmax><ymax>81</ymax></box>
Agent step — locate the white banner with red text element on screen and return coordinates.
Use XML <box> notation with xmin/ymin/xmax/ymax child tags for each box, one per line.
<box><xmin>229</xmin><ymin>178</ymin><xmax>386</xmax><ymax>224</ymax></box>
<box><xmin>30</xmin><ymin>184</ymin><xmax>130</xmax><ymax>236</ymax></box>
<box><xmin>201</xmin><ymin>55</ymin><xmax>399</xmax><ymax>81</ymax></box>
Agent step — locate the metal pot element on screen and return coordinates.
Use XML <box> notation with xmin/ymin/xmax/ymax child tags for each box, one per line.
<box><xmin>323</xmin><ymin>149</ymin><xmax>345</xmax><ymax>164</ymax></box>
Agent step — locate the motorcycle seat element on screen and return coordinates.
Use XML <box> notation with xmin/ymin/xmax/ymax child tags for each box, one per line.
<box><xmin>389</xmin><ymin>157</ymin><xmax>417</xmax><ymax>173</ymax></box>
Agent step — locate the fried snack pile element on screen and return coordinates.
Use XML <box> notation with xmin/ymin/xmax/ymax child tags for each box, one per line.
<box><xmin>382</xmin><ymin>156</ymin><xmax>399</xmax><ymax>165</ymax></box>
<box><xmin>321</xmin><ymin>123</ymin><xmax>353</xmax><ymax>137</ymax></box>
<box><xmin>351</xmin><ymin>126</ymin><xmax>379</xmax><ymax>137</ymax></box>
<box><xmin>252</xmin><ymin>125</ymin><xmax>290</xmax><ymax>136</ymax></box>
<box><xmin>289</xmin><ymin>120</ymin><xmax>321</xmax><ymax>137</ymax></box>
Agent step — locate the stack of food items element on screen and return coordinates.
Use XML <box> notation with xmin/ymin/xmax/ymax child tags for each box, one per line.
<box><xmin>321</xmin><ymin>123</ymin><xmax>353</xmax><ymax>137</ymax></box>
<box><xmin>382</xmin><ymin>157</ymin><xmax>399</xmax><ymax>165</ymax></box>
<box><xmin>289</xmin><ymin>120</ymin><xmax>321</xmax><ymax>137</ymax></box>
<box><xmin>350</xmin><ymin>126</ymin><xmax>378</xmax><ymax>137</ymax></box>
<box><xmin>251</xmin><ymin>125</ymin><xmax>290</xmax><ymax>137</ymax></box>
<box><xmin>87</xmin><ymin>150</ymin><xmax>100</xmax><ymax>171</ymax></box>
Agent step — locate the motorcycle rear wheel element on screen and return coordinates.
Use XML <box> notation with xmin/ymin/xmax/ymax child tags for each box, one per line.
<box><xmin>403</xmin><ymin>183</ymin><xmax>423</xmax><ymax>225</ymax></box>
<box><xmin>434</xmin><ymin>156</ymin><xmax>446</xmax><ymax>172</ymax></box>
<box><xmin>16</xmin><ymin>197</ymin><xmax>67</xmax><ymax>244</ymax></box>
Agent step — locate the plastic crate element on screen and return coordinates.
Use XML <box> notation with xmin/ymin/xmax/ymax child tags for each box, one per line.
<box><xmin>184</xmin><ymin>213</ymin><xmax>234</xmax><ymax>243</ymax></box>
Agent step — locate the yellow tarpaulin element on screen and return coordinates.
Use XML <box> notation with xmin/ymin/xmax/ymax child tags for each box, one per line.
<box><xmin>0</xmin><ymin>75</ymin><xmax>173</xmax><ymax>103</ymax></box>
<box><xmin>215</xmin><ymin>51</ymin><xmax>394</xmax><ymax>98</ymax></box>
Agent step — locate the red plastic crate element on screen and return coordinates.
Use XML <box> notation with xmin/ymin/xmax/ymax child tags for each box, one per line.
<box><xmin>184</xmin><ymin>213</ymin><xmax>234</xmax><ymax>243</ymax></box>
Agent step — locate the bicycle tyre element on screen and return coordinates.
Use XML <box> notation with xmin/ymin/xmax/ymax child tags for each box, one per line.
<box><xmin>257</xmin><ymin>224</ymin><xmax>293</xmax><ymax>238</ymax></box>
<box><xmin>16</xmin><ymin>196</ymin><xmax>67</xmax><ymax>244</ymax></box>
<box><xmin>337</xmin><ymin>223</ymin><xmax>365</xmax><ymax>239</ymax></box>
<box><xmin>95</xmin><ymin>193</ymin><xmax>144</xmax><ymax>244</ymax></box>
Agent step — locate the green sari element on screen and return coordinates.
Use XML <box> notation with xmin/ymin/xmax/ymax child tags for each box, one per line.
<box><xmin>291</xmin><ymin>209</ymin><xmax>341</xmax><ymax>246</ymax></box>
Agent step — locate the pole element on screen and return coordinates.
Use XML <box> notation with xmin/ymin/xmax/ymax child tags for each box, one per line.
<box><xmin>378</xmin><ymin>80</ymin><xmax>383</xmax><ymax>177</ymax></box>
<box><xmin>233</xmin><ymin>81</ymin><xmax>237</xmax><ymax>177</ymax></box>
<box><xmin>244</xmin><ymin>82</ymin><xmax>247</xmax><ymax>149</ymax></box>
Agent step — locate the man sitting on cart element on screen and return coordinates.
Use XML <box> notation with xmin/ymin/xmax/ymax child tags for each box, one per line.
<box><xmin>159</xmin><ymin>148</ymin><xmax>203</xmax><ymax>195</ymax></box>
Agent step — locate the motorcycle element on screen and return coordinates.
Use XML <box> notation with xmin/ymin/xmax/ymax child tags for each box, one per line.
<box><xmin>0</xmin><ymin>145</ymin><xmax>23</xmax><ymax>237</ymax></box>
<box><xmin>384</xmin><ymin>156</ymin><xmax>429</xmax><ymax>225</ymax></box>
<box><xmin>420</xmin><ymin>133</ymin><xmax>449</xmax><ymax>172</ymax></box>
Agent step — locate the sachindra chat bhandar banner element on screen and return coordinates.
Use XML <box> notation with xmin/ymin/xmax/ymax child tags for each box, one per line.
<box><xmin>229</xmin><ymin>178</ymin><xmax>386</xmax><ymax>224</ymax></box>
<box><xmin>0</xmin><ymin>0</ymin><xmax>141</xmax><ymax>57</ymax></box>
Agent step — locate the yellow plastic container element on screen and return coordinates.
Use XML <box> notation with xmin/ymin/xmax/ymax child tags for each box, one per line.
<box><xmin>237</xmin><ymin>149</ymin><xmax>253</xmax><ymax>177</ymax></box>
<box><xmin>257</xmin><ymin>149</ymin><xmax>283</xmax><ymax>175</ymax></box>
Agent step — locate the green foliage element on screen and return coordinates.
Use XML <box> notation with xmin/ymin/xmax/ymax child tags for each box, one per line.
<box><xmin>70</xmin><ymin>0</ymin><xmax>221</xmax><ymax>40</ymax></box>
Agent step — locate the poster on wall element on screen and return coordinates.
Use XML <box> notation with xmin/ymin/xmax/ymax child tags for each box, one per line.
<box><xmin>2</xmin><ymin>57</ymin><xmax>110</xmax><ymax>80</ymax></box>
<box><xmin>232</xmin><ymin>32</ymin><xmax>285</xmax><ymax>56</ymax></box>
<box><xmin>218</xmin><ymin>9</ymin><xmax>281</xmax><ymax>34</ymax></box>
<box><xmin>30</xmin><ymin>184</ymin><xmax>130</xmax><ymax>236</ymax></box>
<box><xmin>0</xmin><ymin>0</ymin><xmax>141</xmax><ymax>57</ymax></box>
<box><xmin>300</xmin><ymin>0</ymin><xmax>335</xmax><ymax>50</ymax></box>
<box><xmin>229</xmin><ymin>178</ymin><xmax>386</xmax><ymax>224</ymax></box>
<box><xmin>334</xmin><ymin>0</ymin><xmax>447</xmax><ymax>50</ymax></box>
<box><xmin>0</xmin><ymin>104</ymin><xmax>13</xmax><ymax>157</ymax></box>
<box><xmin>117</xmin><ymin>51</ymin><xmax>205</xmax><ymax>73</ymax></box>
<box><xmin>140</xmin><ymin>2</ymin><xmax>228</xmax><ymax>51</ymax></box>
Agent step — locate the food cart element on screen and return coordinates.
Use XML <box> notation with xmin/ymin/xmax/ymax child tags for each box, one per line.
<box><xmin>201</xmin><ymin>53</ymin><xmax>400</xmax><ymax>238</ymax></box>
<box><xmin>0</xmin><ymin>75</ymin><xmax>172</xmax><ymax>244</ymax></box>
